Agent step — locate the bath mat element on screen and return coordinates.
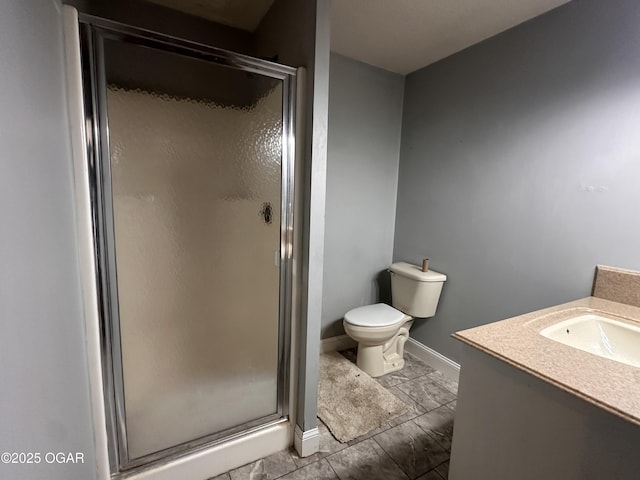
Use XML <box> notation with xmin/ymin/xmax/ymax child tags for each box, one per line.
<box><xmin>318</xmin><ymin>351</ymin><xmax>409</xmax><ymax>443</ymax></box>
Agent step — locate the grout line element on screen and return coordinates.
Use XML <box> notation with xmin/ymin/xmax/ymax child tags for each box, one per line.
<box><xmin>410</xmin><ymin>418</ymin><xmax>452</xmax><ymax>454</ymax></box>
<box><xmin>370</xmin><ymin>435</ymin><xmax>412</xmax><ymax>479</ymax></box>
<box><xmin>325</xmin><ymin>457</ymin><xmax>342</xmax><ymax>480</ymax></box>
<box><xmin>432</xmin><ymin>458</ymin><xmax>450</xmax><ymax>478</ymax></box>
<box><xmin>426</xmin><ymin>465</ymin><xmax>447</xmax><ymax>480</ymax></box>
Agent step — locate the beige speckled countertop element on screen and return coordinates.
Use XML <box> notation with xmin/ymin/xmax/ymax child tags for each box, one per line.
<box><xmin>453</xmin><ymin>296</ymin><xmax>640</xmax><ymax>427</ymax></box>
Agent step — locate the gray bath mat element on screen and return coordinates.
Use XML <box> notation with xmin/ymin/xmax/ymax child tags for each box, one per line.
<box><xmin>318</xmin><ymin>351</ymin><xmax>409</xmax><ymax>443</ymax></box>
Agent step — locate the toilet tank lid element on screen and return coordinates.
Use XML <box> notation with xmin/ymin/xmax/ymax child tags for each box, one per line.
<box><xmin>390</xmin><ymin>262</ymin><xmax>447</xmax><ymax>282</ymax></box>
<box><xmin>344</xmin><ymin>303</ymin><xmax>407</xmax><ymax>327</ymax></box>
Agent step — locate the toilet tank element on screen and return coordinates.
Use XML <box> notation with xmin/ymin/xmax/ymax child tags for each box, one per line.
<box><xmin>389</xmin><ymin>262</ymin><xmax>447</xmax><ymax>318</ymax></box>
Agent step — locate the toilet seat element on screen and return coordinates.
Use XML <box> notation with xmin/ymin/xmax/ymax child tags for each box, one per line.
<box><xmin>344</xmin><ymin>303</ymin><xmax>409</xmax><ymax>327</ymax></box>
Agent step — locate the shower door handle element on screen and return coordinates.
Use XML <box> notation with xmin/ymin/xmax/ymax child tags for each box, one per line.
<box><xmin>260</xmin><ymin>202</ymin><xmax>273</xmax><ymax>224</ymax></box>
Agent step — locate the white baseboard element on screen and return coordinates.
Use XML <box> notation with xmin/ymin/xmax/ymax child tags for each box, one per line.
<box><xmin>320</xmin><ymin>334</ymin><xmax>356</xmax><ymax>353</ymax></box>
<box><xmin>293</xmin><ymin>424</ymin><xmax>320</xmax><ymax>457</ymax></box>
<box><xmin>405</xmin><ymin>338</ymin><xmax>460</xmax><ymax>383</ymax></box>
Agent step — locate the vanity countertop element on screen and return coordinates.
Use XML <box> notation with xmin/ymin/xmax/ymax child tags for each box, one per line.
<box><xmin>453</xmin><ymin>296</ymin><xmax>640</xmax><ymax>427</ymax></box>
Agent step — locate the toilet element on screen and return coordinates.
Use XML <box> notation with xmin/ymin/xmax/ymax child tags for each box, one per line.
<box><xmin>343</xmin><ymin>262</ymin><xmax>447</xmax><ymax>377</ymax></box>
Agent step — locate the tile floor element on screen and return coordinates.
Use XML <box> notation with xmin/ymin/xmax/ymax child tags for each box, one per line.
<box><xmin>210</xmin><ymin>349</ymin><xmax>457</xmax><ymax>480</ymax></box>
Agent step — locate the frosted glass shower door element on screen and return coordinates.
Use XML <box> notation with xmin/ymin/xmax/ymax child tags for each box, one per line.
<box><xmin>94</xmin><ymin>35</ymin><xmax>291</xmax><ymax>464</ymax></box>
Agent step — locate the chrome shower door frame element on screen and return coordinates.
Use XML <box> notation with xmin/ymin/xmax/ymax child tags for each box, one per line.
<box><xmin>78</xmin><ymin>16</ymin><xmax>297</xmax><ymax>474</ymax></box>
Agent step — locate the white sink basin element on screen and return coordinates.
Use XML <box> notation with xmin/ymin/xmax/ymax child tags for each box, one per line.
<box><xmin>540</xmin><ymin>314</ymin><xmax>640</xmax><ymax>368</ymax></box>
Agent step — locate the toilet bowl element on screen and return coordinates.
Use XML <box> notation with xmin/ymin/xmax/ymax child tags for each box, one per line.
<box><xmin>343</xmin><ymin>262</ymin><xmax>446</xmax><ymax>377</ymax></box>
<box><xmin>343</xmin><ymin>304</ymin><xmax>414</xmax><ymax>377</ymax></box>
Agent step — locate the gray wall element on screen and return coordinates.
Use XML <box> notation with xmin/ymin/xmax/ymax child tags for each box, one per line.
<box><xmin>0</xmin><ymin>1</ymin><xmax>97</xmax><ymax>479</ymax></box>
<box><xmin>322</xmin><ymin>54</ymin><xmax>404</xmax><ymax>338</ymax></box>
<box><xmin>394</xmin><ymin>0</ymin><xmax>640</xmax><ymax>362</ymax></box>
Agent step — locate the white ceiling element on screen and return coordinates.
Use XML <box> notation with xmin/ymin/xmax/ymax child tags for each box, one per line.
<box><xmin>331</xmin><ymin>0</ymin><xmax>572</xmax><ymax>74</ymax></box>
<box><xmin>145</xmin><ymin>0</ymin><xmax>572</xmax><ymax>75</ymax></box>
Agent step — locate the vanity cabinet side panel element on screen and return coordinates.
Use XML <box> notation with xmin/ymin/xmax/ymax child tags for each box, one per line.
<box><xmin>449</xmin><ymin>346</ymin><xmax>640</xmax><ymax>480</ymax></box>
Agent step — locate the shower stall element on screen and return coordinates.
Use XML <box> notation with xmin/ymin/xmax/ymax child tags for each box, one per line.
<box><xmin>69</xmin><ymin>11</ymin><xmax>298</xmax><ymax>476</ymax></box>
